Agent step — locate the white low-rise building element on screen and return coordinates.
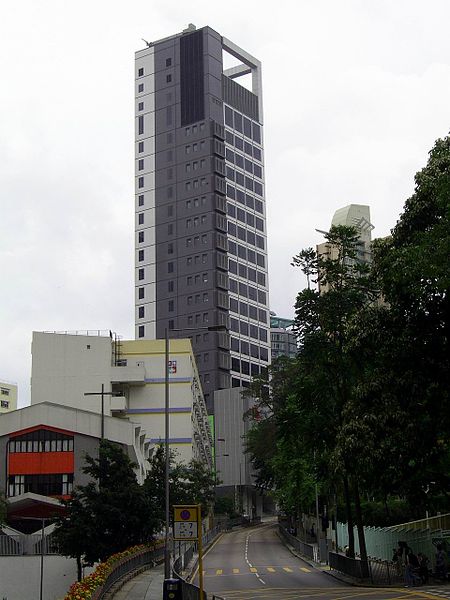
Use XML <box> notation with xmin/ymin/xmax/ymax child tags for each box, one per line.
<box><xmin>31</xmin><ymin>331</ymin><xmax>213</xmax><ymax>469</ymax></box>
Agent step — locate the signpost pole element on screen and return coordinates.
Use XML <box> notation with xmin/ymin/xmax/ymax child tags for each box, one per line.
<box><xmin>197</xmin><ymin>504</ymin><xmax>204</xmax><ymax>600</ymax></box>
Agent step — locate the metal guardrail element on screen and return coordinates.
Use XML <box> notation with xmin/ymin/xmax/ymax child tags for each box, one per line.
<box><xmin>172</xmin><ymin>526</ymin><xmax>224</xmax><ymax>600</ymax></box>
<box><xmin>367</xmin><ymin>557</ymin><xmax>404</xmax><ymax>585</ymax></box>
<box><xmin>92</xmin><ymin>545</ymin><xmax>165</xmax><ymax>600</ymax></box>
<box><xmin>0</xmin><ymin>532</ymin><xmax>60</xmax><ymax>555</ymax></box>
<box><xmin>329</xmin><ymin>551</ymin><xmax>366</xmax><ymax>579</ymax></box>
<box><xmin>329</xmin><ymin>551</ymin><xmax>402</xmax><ymax>583</ymax></box>
<box><xmin>278</xmin><ymin>525</ymin><xmax>315</xmax><ymax>561</ymax></box>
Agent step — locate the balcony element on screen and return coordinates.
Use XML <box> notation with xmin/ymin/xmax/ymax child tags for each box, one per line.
<box><xmin>110</xmin><ymin>365</ymin><xmax>146</xmax><ymax>384</ymax></box>
<box><xmin>110</xmin><ymin>396</ymin><xmax>127</xmax><ymax>415</ymax></box>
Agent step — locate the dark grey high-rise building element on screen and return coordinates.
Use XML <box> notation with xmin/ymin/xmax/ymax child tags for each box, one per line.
<box><xmin>134</xmin><ymin>25</ymin><xmax>270</xmax><ymax>410</ymax></box>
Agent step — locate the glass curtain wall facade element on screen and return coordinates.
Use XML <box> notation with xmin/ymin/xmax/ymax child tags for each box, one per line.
<box><xmin>134</xmin><ymin>26</ymin><xmax>270</xmax><ymax>410</ymax></box>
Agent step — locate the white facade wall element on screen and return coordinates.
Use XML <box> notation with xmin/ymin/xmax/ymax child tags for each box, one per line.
<box><xmin>135</xmin><ymin>46</ymin><xmax>157</xmax><ymax>339</ymax></box>
<box><xmin>0</xmin><ymin>380</ymin><xmax>17</xmax><ymax>413</ymax></box>
<box><xmin>31</xmin><ymin>333</ymin><xmax>212</xmax><ymax>469</ymax></box>
<box><xmin>0</xmin><ymin>555</ymin><xmax>94</xmax><ymax>600</ymax></box>
<box><xmin>31</xmin><ymin>332</ymin><xmax>115</xmax><ymax>414</ymax></box>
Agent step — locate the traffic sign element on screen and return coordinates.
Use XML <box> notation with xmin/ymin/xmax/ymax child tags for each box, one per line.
<box><xmin>173</xmin><ymin>505</ymin><xmax>200</xmax><ymax>540</ymax></box>
<box><xmin>174</xmin><ymin>521</ymin><xmax>198</xmax><ymax>539</ymax></box>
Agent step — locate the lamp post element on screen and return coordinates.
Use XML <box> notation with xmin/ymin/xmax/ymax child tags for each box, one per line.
<box><xmin>13</xmin><ymin>516</ymin><xmax>54</xmax><ymax>600</ymax></box>
<box><xmin>163</xmin><ymin>324</ymin><xmax>227</xmax><ymax>581</ymax></box>
<box><xmin>84</xmin><ymin>384</ymin><xmax>116</xmax><ymax>439</ymax></box>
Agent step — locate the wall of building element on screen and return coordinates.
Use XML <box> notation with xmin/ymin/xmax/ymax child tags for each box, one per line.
<box><xmin>120</xmin><ymin>339</ymin><xmax>212</xmax><ymax>467</ymax></box>
<box><xmin>30</xmin><ymin>333</ymin><xmax>212</xmax><ymax>470</ymax></box>
<box><xmin>0</xmin><ymin>381</ymin><xmax>17</xmax><ymax>413</ymax></box>
<box><xmin>134</xmin><ymin>26</ymin><xmax>271</xmax><ymax>409</ymax></box>
<box><xmin>0</xmin><ymin>555</ymin><xmax>94</xmax><ymax>600</ymax></box>
<box><xmin>31</xmin><ymin>332</ymin><xmax>115</xmax><ymax>413</ymax></box>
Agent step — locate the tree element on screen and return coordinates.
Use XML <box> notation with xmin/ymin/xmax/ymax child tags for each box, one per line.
<box><xmin>143</xmin><ymin>445</ymin><xmax>215</xmax><ymax>525</ymax></box>
<box><xmin>246</xmin><ymin>133</ymin><xmax>450</xmax><ymax>554</ymax></box>
<box><xmin>0</xmin><ymin>491</ymin><xmax>7</xmax><ymax>525</ymax></box>
<box><xmin>54</xmin><ymin>440</ymin><xmax>154</xmax><ymax>573</ymax></box>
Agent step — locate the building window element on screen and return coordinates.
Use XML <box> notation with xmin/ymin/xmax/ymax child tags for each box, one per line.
<box><xmin>138</xmin><ymin>306</ymin><xmax>144</xmax><ymax>318</ymax></box>
<box><xmin>168</xmin><ymin>262</ymin><xmax>174</xmax><ymax>273</ymax></box>
<box><xmin>138</xmin><ymin>83</ymin><xmax>144</xmax><ymax>92</ymax></box>
<box><xmin>138</xmin><ymin>325</ymin><xmax>145</xmax><ymax>338</ymax></box>
<box><xmin>166</xmin><ymin>58</ymin><xmax>172</xmax><ymax>67</ymax></box>
<box><xmin>138</xmin><ymin>213</ymin><xmax>144</xmax><ymax>225</ymax></box>
<box><xmin>138</xmin><ymin>102</ymin><xmax>144</xmax><ymax>111</ymax></box>
<box><xmin>168</xmin><ymin>300</ymin><xmax>174</xmax><ymax>312</ymax></box>
<box><xmin>138</xmin><ymin>268</ymin><xmax>144</xmax><ymax>280</ymax></box>
<box><xmin>138</xmin><ymin>250</ymin><xmax>144</xmax><ymax>261</ymax></box>
<box><xmin>138</xmin><ymin>141</ymin><xmax>144</xmax><ymax>153</ymax></box>
<box><xmin>138</xmin><ymin>67</ymin><xmax>144</xmax><ymax>76</ymax></box>
<box><xmin>138</xmin><ymin>116</ymin><xmax>144</xmax><ymax>135</ymax></box>
<box><xmin>166</xmin><ymin>74</ymin><xmax>172</xmax><ymax>83</ymax></box>
<box><xmin>138</xmin><ymin>287</ymin><xmax>144</xmax><ymax>299</ymax></box>
<box><xmin>138</xmin><ymin>231</ymin><xmax>144</xmax><ymax>243</ymax></box>
<box><xmin>168</xmin><ymin>280</ymin><xmax>174</xmax><ymax>292</ymax></box>
<box><xmin>168</xmin><ymin>320</ymin><xmax>174</xmax><ymax>330</ymax></box>
<box><xmin>138</xmin><ymin>177</ymin><xmax>144</xmax><ymax>188</ymax></box>
<box><xmin>138</xmin><ymin>194</ymin><xmax>144</xmax><ymax>206</ymax></box>
<box><xmin>138</xmin><ymin>159</ymin><xmax>144</xmax><ymax>171</ymax></box>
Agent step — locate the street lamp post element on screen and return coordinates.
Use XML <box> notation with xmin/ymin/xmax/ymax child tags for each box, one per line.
<box><xmin>84</xmin><ymin>384</ymin><xmax>116</xmax><ymax>439</ymax></box>
<box><xmin>14</xmin><ymin>516</ymin><xmax>54</xmax><ymax>600</ymax></box>
<box><xmin>163</xmin><ymin>324</ymin><xmax>227</xmax><ymax>582</ymax></box>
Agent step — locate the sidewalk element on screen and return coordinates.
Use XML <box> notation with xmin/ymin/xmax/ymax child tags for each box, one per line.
<box><xmin>111</xmin><ymin>563</ymin><xmax>165</xmax><ymax>600</ymax></box>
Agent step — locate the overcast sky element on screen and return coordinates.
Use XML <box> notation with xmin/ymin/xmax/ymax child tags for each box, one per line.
<box><xmin>1</xmin><ymin>0</ymin><xmax>449</xmax><ymax>406</ymax></box>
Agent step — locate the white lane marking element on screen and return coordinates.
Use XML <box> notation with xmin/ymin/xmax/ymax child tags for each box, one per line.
<box><xmin>244</xmin><ymin>527</ymin><xmax>271</xmax><ymax>585</ymax></box>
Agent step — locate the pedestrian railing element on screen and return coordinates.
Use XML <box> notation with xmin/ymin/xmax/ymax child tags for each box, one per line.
<box><xmin>92</xmin><ymin>544</ymin><xmax>165</xmax><ymax>600</ymax></box>
<box><xmin>367</xmin><ymin>557</ymin><xmax>403</xmax><ymax>585</ymax></box>
<box><xmin>172</xmin><ymin>526</ymin><xmax>224</xmax><ymax>600</ymax></box>
<box><xmin>278</xmin><ymin>524</ymin><xmax>315</xmax><ymax>561</ymax></box>
<box><xmin>329</xmin><ymin>551</ymin><xmax>367</xmax><ymax>579</ymax></box>
<box><xmin>0</xmin><ymin>532</ymin><xmax>60</xmax><ymax>555</ymax></box>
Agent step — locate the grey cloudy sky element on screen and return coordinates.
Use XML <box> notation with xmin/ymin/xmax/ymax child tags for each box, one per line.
<box><xmin>1</xmin><ymin>0</ymin><xmax>449</xmax><ymax>406</ymax></box>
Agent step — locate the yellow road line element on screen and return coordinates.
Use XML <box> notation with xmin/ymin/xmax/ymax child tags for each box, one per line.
<box><xmin>232</xmin><ymin>568</ymin><xmax>240</xmax><ymax>573</ymax></box>
<box><xmin>250</xmin><ymin>566</ymin><xmax>258</xmax><ymax>572</ymax></box>
<box><xmin>189</xmin><ymin>531</ymin><xmax>224</xmax><ymax>582</ymax></box>
<box><xmin>283</xmin><ymin>567</ymin><xmax>293</xmax><ymax>572</ymax></box>
<box><xmin>216</xmin><ymin>569</ymin><xmax>223</xmax><ymax>575</ymax></box>
<box><xmin>266</xmin><ymin>567</ymin><xmax>275</xmax><ymax>572</ymax></box>
<box><xmin>300</xmin><ymin>566</ymin><xmax>311</xmax><ymax>572</ymax></box>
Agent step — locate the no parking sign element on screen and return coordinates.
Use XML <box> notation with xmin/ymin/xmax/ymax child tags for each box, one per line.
<box><xmin>173</xmin><ymin>505</ymin><xmax>200</xmax><ymax>540</ymax></box>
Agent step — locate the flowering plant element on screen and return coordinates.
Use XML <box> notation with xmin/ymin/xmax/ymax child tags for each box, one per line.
<box><xmin>63</xmin><ymin>541</ymin><xmax>164</xmax><ymax>600</ymax></box>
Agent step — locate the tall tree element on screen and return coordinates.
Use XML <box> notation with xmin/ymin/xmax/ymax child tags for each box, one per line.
<box><xmin>54</xmin><ymin>440</ymin><xmax>155</xmax><ymax>570</ymax></box>
<box><xmin>143</xmin><ymin>445</ymin><xmax>215</xmax><ymax>524</ymax></box>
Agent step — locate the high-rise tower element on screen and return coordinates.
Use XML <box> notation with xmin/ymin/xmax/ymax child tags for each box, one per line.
<box><xmin>134</xmin><ymin>25</ymin><xmax>270</xmax><ymax>410</ymax></box>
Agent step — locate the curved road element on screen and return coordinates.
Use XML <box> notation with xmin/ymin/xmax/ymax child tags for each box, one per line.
<box><xmin>195</xmin><ymin>523</ymin><xmax>446</xmax><ymax>600</ymax></box>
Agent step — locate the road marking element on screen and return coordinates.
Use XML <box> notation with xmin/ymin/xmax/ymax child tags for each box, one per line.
<box><xmin>250</xmin><ymin>567</ymin><xmax>258</xmax><ymax>573</ymax></box>
<box><xmin>283</xmin><ymin>567</ymin><xmax>293</xmax><ymax>572</ymax></box>
<box><xmin>300</xmin><ymin>566</ymin><xmax>311</xmax><ymax>572</ymax></box>
<box><xmin>232</xmin><ymin>568</ymin><xmax>240</xmax><ymax>573</ymax></box>
<box><xmin>267</xmin><ymin>567</ymin><xmax>275</xmax><ymax>572</ymax></box>
<box><xmin>216</xmin><ymin>569</ymin><xmax>223</xmax><ymax>575</ymax></box>
<box><xmin>188</xmin><ymin>531</ymin><xmax>223</xmax><ymax>583</ymax></box>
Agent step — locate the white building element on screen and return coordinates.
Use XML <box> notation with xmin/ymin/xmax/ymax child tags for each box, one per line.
<box><xmin>31</xmin><ymin>331</ymin><xmax>212</xmax><ymax>468</ymax></box>
<box><xmin>0</xmin><ymin>381</ymin><xmax>17</xmax><ymax>413</ymax></box>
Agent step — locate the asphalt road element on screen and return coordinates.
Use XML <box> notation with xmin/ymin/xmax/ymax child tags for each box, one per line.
<box><xmin>194</xmin><ymin>523</ymin><xmax>447</xmax><ymax>600</ymax></box>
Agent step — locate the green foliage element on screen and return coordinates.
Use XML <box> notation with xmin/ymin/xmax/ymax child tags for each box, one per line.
<box><xmin>214</xmin><ymin>496</ymin><xmax>236</xmax><ymax>517</ymax></box>
<box><xmin>143</xmin><ymin>445</ymin><xmax>215</xmax><ymax>522</ymax></box>
<box><xmin>54</xmin><ymin>440</ymin><xmax>154</xmax><ymax>569</ymax></box>
<box><xmin>0</xmin><ymin>491</ymin><xmax>7</xmax><ymax>525</ymax></box>
<box><xmin>246</xmin><ymin>133</ymin><xmax>450</xmax><ymax>531</ymax></box>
